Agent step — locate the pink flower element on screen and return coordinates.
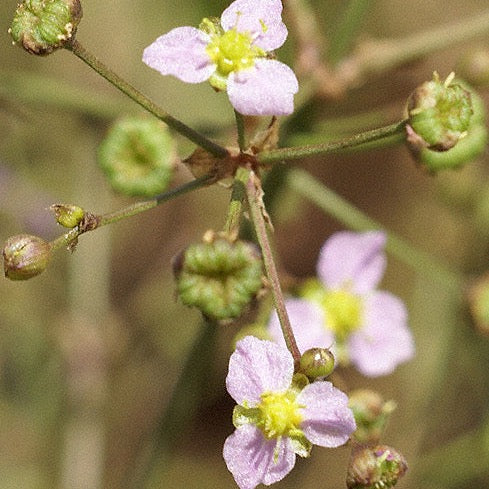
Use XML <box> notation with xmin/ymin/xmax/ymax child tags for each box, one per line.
<box><xmin>268</xmin><ymin>231</ymin><xmax>415</xmax><ymax>377</ymax></box>
<box><xmin>142</xmin><ymin>0</ymin><xmax>298</xmax><ymax>116</ymax></box>
<box><xmin>223</xmin><ymin>336</ymin><xmax>356</xmax><ymax>489</ymax></box>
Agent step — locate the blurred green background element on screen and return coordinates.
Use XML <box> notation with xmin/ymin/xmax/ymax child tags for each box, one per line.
<box><xmin>1</xmin><ymin>0</ymin><xmax>489</xmax><ymax>488</ymax></box>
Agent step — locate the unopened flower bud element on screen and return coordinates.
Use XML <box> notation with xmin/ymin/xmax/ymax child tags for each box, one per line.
<box><xmin>3</xmin><ymin>234</ymin><xmax>51</xmax><ymax>280</ymax></box>
<box><xmin>9</xmin><ymin>0</ymin><xmax>83</xmax><ymax>55</ymax></box>
<box><xmin>347</xmin><ymin>445</ymin><xmax>408</xmax><ymax>489</ymax></box>
<box><xmin>50</xmin><ymin>203</ymin><xmax>85</xmax><ymax>228</ymax></box>
<box><xmin>467</xmin><ymin>273</ymin><xmax>489</xmax><ymax>336</ymax></box>
<box><xmin>349</xmin><ymin>390</ymin><xmax>397</xmax><ymax>444</ymax></box>
<box><xmin>98</xmin><ymin>116</ymin><xmax>176</xmax><ymax>197</ymax></box>
<box><xmin>299</xmin><ymin>347</ymin><xmax>335</xmax><ymax>379</ymax></box>
<box><xmin>406</xmin><ymin>72</ymin><xmax>473</xmax><ymax>152</ymax></box>
<box><xmin>174</xmin><ymin>231</ymin><xmax>263</xmax><ymax>320</ymax></box>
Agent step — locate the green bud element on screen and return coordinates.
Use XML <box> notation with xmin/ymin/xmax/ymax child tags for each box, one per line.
<box><xmin>349</xmin><ymin>390</ymin><xmax>397</xmax><ymax>444</ymax></box>
<box><xmin>50</xmin><ymin>203</ymin><xmax>85</xmax><ymax>228</ymax></box>
<box><xmin>3</xmin><ymin>234</ymin><xmax>51</xmax><ymax>280</ymax></box>
<box><xmin>9</xmin><ymin>0</ymin><xmax>83</xmax><ymax>55</ymax></box>
<box><xmin>347</xmin><ymin>445</ymin><xmax>408</xmax><ymax>489</ymax></box>
<box><xmin>467</xmin><ymin>273</ymin><xmax>489</xmax><ymax>336</ymax></box>
<box><xmin>98</xmin><ymin>116</ymin><xmax>176</xmax><ymax>197</ymax></box>
<box><xmin>174</xmin><ymin>231</ymin><xmax>263</xmax><ymax>320</ymax></box>
<box><xmin>406</xmin><ymin>72</ymin><xmax>473</xmax><ymax>152</ymax></box>
<box><xmin>299</xmin><ymin>347</ymin><xmax>335</xmax><ymax>379</ymax></box>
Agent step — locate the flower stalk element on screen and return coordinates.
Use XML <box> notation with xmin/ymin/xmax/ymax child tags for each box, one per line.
<box><xmin>65</xmin><ymin>39</ymin><xmax>228</xmax><ymax>158</ymax></box>
<box><xmin>257</xmin><ymin>120</ymin><xmax>408</xmax><ymax>164</ymax></box>
<box><xmin>234</xmin><ymin>110</ymin><xmax>247</xmax><ymax>152</ymax></box>
<box><xmin>244</xmin><ymin>169</ymin><xmax>301</xmax><ymax>364</ymax></box>
<box><xmin>49</xmin><ymin>175</ymin><xmax>213</xmax><ymax>252</ymax></box>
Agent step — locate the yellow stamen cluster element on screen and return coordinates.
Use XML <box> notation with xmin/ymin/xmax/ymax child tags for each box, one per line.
<box><xmin>256</xmin><ymin>391</ymin><xmax>303</xmax><ymax>439</ymax></box>
<box><xmin>322</xmin><ymin>289</ymin><xmax>363</xmax><ymax>340</ymax></box>
<box><xmin>200</xmin><ymin>17</ymin><xmax>266</xmax><ymax>90</ymax></box>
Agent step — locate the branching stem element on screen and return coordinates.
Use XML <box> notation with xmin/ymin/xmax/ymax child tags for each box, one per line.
<box><xmin>66</xmin><ymin>40</ymin><xmax>228</xmax><ymax>158</ymax></box>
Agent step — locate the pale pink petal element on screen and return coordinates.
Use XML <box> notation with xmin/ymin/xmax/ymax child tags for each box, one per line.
<box><xmin>221</xmin><ymin>0</ymin><xmax>287</xmax><ymax>51</ymax></box>
<box><xmin>298</xmin><ymin>381</ymin><xmax>356</xmax><ymax>447</ymax></box>
<box><xmin>223</xmin><ymin>424</ymin><xmax>296</xmax><ymax>489</ymax></box>
<box><xmin>142</xmin><ymin>26</ymin><xmax>215</xmax><ymax>83</ymax></box>
<box><xmin>267</xmin><ymin>298</ymin><xmax>334</xmax><ymax>354</ymax></box>
<box><xmin>226</xmin><ymin>336</ymin><xmax>293</xmax><ymax>406</ymax></box>
<box><xmin>228</xmin><ymin>59</ymin><xmax>298</xmax><ymax>115</ymax></box>
<box><xmin>348</xmin><ymin>291</ymin><xmax>415</xmax><ymax>377</ymax></box>
<box><xmin>317</xmin><ymin>231</ymin><xmax>387</xmax><ymax>294</ymax></box>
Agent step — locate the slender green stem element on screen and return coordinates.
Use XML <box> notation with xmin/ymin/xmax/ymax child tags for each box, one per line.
<box><xmin>288</xmin><ymin>168</ymin><xmax>464</xmax><ymax>290</ymax></box>
<box><xmin>287</xmin><ymin>107</ymin><xmax>406</xmax><ymax>150</ymax></box>
<box><xmin>234</xmin><ymin>110</ymin><xmax>247</xmax><ymax>152</ymax></box>
<box><xmin>50</xmin><ymin>175</ymin><xmax>213</xmax><ymax>251</ymax></box>
<box><xmin>100</xmin><ymin>175</ymin><xmax>213</xmax><ymax>226</ymax></box>
<box><xmin>245</xmin><ymin>169</ymin><xmax>301</xmax><ymax>364</ymax></box>
<box><xmin>50</xmin><ymin>227</ymin><xmax>82</xmax><ymax>252</ymax></box>
<box><xmin>327</xmin><ymin>0</ymin><xmax>370</xmax><ymax>66</ymax></box>
<box><xmin>65</xmin><ymin>39</ymin><xmax>228</xmax><ymax>158</ymax></box>
<box><xmin>257</xmin><ymin>120</ymin><xmax>407</xmax><ymax>164</ymax></box>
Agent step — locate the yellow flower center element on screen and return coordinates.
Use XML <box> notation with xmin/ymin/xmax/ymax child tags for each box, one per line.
<box><xmin>321</xmin><ymin>289</ymin><xmax>363</xmax><ymax>341</ymax></box>
<box><xmin>200</xmin><ymin>17</ymin><xmax>266</xmax><ymax>90</ymax></box>
<box><xmin>256</xmin><ymin>390</ymin><xmax>303</xmax><ymax>439</ymax></box>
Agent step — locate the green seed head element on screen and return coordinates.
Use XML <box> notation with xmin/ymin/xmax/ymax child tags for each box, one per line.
<box><xmin>98</xmin><ymin>116</ymin><xmax>176</xmax><ymax>197</ymax></box>
<box><xmin>406</xmin><ymin>72</ymin><xmax>473</xmax><ymax>152</ymax></box>
<box><xmin>407</xmin><ymin>78</ymin><xmax>487</xmax><ymax>172</ymax></box>
<box><xmin>3</xmin><ymin>234</ymin><xmax>52</xmax><ymax>280</ymax></box>
<box><xmin>174</xmin><ymin>232</ymin><xmax>263</xmax><ymax>320</ymax></box>
<box><xmin>9</xmin><ymin>0</ymin><xmax>83</xmax><ymax>55</ymax></box>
